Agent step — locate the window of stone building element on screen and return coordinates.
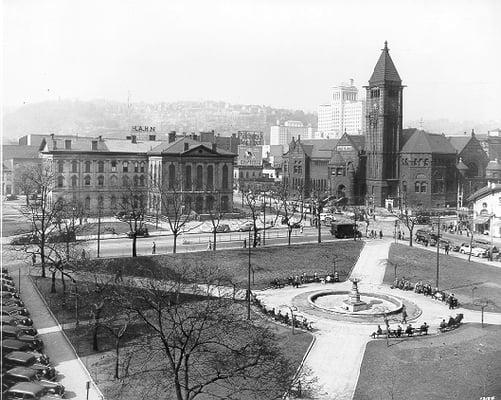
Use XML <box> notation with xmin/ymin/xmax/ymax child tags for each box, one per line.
<box><xmin>415</xmin><ymin>182</ymin><xmax>420</xmax><ymax>193</ymax></box>
<box><xmin>123</xmin><ymin>175</ymin><xmax>129</xmax><ymax>187</ymax></box>
<box><xmin>72</xmin><ymin>161</ymin><xmax>78</xmax><ymax>173</ymax></box>
<box><xmin>421</xmin><ymin>182</ymin><xmax>427</xmax><ymax>193</ymax></box>
<box><xmin>84</xmin><ymin>175</ymin><xmax>91</xmax><ymax>186</ymax></box>
<box><xmin>58</xmin><ymin>161</ymin><xmax>64</xmax><ymax>173</ymax></box>
<box><xmin>169</xmin><ymin>164</ymin><xmax>176</xmax><ymax>189</ymax></box>
<box><xmin>134</xmin><ymin>162</ymin><xmax>139</xmax><ymax>173</ymax></box>
<box><xmin>98</xmin><ymin>176</ymin><xmax>104</xmax><ymax>187</ymax></box>
<box><xmin>84</xmin><ymin>196</ymin><xmax>91</xmax><ymax>210</ymax></box>
<box><xmin>110</xmin><ymin>175</ymin><xmax>117</xmax><ymax>186</ymax></box>
<box><xmin>98</xmin><ymin>161</ymin><xmax>104</xmax><ymax>173</ymax></box>
<box><xmin>57</xmin><ymin>176</ymin><xmax>64</xmax><ymax>188</ymax></box>
<box><xmin>207</xmin><ymin>165</ymin><xmax>213</xmax><ymax>189</ymax></box>
<box><xmin>98</xmin><ymin>196</ymin><xmax>104</xmax><ymax>209</ymax></box>
<box><xmin>206</xmin><ymin>195</ymin><xmax>214</xmax><ymax>211</ymax></box>
<box><xmin>71</xmin><ymin>176</ymin><xmax>78</xmax><ymax>187</ymax></box>
<box><xmin>185</xmin><ymin>165</ymin><xmax>192</xmax><ymax>189</ymax></box>
<box><xmin>123</xmin><ymin>161</ymin><xmax>129</xmax><ymax>173</ymax></box>
<box><xmin>140</xmin><ymin>162</ymin><xmax>145</xmax><ymax>173</ymax></box>
<box><xmin>92</xmin><ymin>141</ymin><xmax>98</xmax><ymax>151</ymax></box>
<box><xmin>110</xmin><ymin>196</ymin><xmax>117</xmax><ymax>209</ymax></box>
<box><xmin>111</xmin><ymin>161</ymin><xmax>117</xmax><ymax>172</ymax></box>
<box><xmin>133</xmin><ymin>175</ymin><xmax>138</xmax><ymax>187</ymax></box>
<box><xmin>139</xmin><ymin>175</ymin><xmax>145</xmax><ymax>187</ymax></box>
<box><xmin>402</xmin><ymin>181</ymin><xmax>407</xmax><ymax>192</ymax></box>
<box><xmin>65</xmin><ymin>140</ymin><xmax>72</xmax><ymax>150</ymax></box>
<box><xmin>221</xmin><ymin>195</ymin><xmax>229</xmax><ymax>212</ymax></box>
<box><xmin>85</xmin><ymin>161</ymin><xmax>91</xmax><ymax>173</ymax></box>
<box><xmin>195</xmin><ymin>196</ymin><xmax>203</xmax><ymax>213</ymax></box>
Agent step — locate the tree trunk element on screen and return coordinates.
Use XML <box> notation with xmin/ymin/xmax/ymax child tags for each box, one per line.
<box><xmin>115</xmin><ymin>338</ymin><xmax>120</xmax><ymax>379</ymax></box>
<box><xmin>173</xmin><ymin>233</ymin><xmax>177</xmax><ymax>254</ymax></box>
<box><xmin>41</xmin><ymin>246</ymin><xmax>46</xmax><ymax>278</ymax></box>
<box><xmin>51</xmin><ymin>270</ymin><xmax>56</xmax><ymax>293</ymax></box>
<box><xmin>288</xmin><ymin>227</ymin><xmax>292</xmax><ymax>246</ymax></box>
<box><xmin>93</xmin><ymin>307</ymin><xmax>102</xmax><ymax>351</ymax></box>
<box><xmin>132</xmin><ymin>235</ymin><xmax>137</xmax><ymax>257</ymax></box>
<box><xmin>61</xmin><ymin>269</ymin><xmax>66</xmax><ymax>294</ymax></box>
<box><xmin>213</xmin><ymin>230</ymin><xmax>217</xmax><ymax>251</ymax></box>
<box><xmin>409</xmin><ymin>227</ymin><xmax>413</xmax><ymax>247</ymax></box>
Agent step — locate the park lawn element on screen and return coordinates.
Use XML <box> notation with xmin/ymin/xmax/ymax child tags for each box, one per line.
<box><xmin>80</xmin><ymin>241</ymin><xmax>364</xmax><ymax>289</ymax></box>
<box><xmin>353</xmin><ymin>324</ymin><xmax>501</xmax><ymax>400</ymax></box>
<box><xmin>2</xmin><ymin>220</ymin><xmax>32</xmax><ymax>237</ymax></box>
<box><xmin>37</xmin><ymin>277</ymin><xmax>313</xmax><ymax>400</ymax></box>
<box><xmin>386</xmin><ymin>243</ymin><xmax>501</xmax><ymax>312</ymax></box>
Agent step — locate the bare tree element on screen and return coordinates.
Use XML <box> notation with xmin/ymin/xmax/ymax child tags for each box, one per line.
<box><xmin>275</xmin><ymin>183</ymin><xmax>305</xmax><ymax>246</ymax></box>
<box><xmin>205</xmin><ymin>192</ymin><xmax>225</xmax><ymax>251</ymax></box>
<box><xmin>13</xmin><ymin>162</ymin><xmax>39</xmax><ymax>205</ymax></box>
<box><xmin>119</xmin><ymin>183</ymin><xmax>148</xmax><ymax>257</ymax></box>
<box><xmin>241</xmin><ymin>188</ymin><xmax>261</xmax><ymax>247</ymax></box>
<box><xmin>397</xmin><ymin>205</ymin><xmax>423</xmax><ymax>247</ymax></box>
<box><xmin>18</xmin><ymin>161</ymin><xmax>63</xmax><ymax>278</ymax></box>
<box><xmin>112</xmin><ymin>267</ymin><xmax>296</xmax><ymax>400</ymax></box>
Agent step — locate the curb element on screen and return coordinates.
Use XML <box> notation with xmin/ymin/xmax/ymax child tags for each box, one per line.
<box><xmin>28</xmin><ymin>275</ymin><xmax>105</xmax><ymax>400</ymax></box>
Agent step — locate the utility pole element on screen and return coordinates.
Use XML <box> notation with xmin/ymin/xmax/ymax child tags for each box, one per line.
<box><xmin>97</xmin><ymin>206</ymin><xmax>102</xmax><ymax>258</ymax></box>
<box><xmin>247</xmin><ymin>228</ymin><xmax>251</xmax><ymax>320</ymax></box>
<box><xmin>436</xmin><ymin>215</ymin><xmax>440</xmax><ymax>289</ymax></box>
<box><xmin>262</xmin><ymin>193</ymin><xmax>266</xmax><ymax>246</ymax></box>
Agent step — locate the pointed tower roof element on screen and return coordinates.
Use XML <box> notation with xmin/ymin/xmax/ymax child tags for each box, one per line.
<box><xmin>369</xmin><ymin>41</ymin><xmax>401</xmax><ymax>85</ymax></box>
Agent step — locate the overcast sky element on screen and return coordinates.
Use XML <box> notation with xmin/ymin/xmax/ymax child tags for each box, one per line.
<box><xmin>3</xmin><ymin>0</ymin><xmax>501</xmax><ymax>123</ymax></box>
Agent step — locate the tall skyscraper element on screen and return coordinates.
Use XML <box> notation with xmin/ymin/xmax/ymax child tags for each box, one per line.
<box><xmin>365</xmin><ymin>41</ymin><xmax>403</xmax><ymax>207</ymax></box>
<box><xmin>317</xmin><ymin>79</ymin><xmax>364</xmax><ymax>139</ymax></box>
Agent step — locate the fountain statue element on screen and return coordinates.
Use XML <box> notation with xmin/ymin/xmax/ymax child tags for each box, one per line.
<box><xmin>343</xmin><ymin>278</ymin><xmax>369</xmax><ymax>312</ymax></box>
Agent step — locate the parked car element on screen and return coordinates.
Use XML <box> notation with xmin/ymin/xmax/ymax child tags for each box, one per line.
<box><xmin>2</xmin><ymin>352</ymin><xmax>55</xmax><ymax>380</ymax></box>
<box><xmin>2</xmin><ymin>308</ymin><xmax>30</xmax><ymax>318</ymax></box>
<box><xmin>330</xmin><ymin>223</ymin><xmax>362</xmax><ymax>239</ymax></box>
<box><xmin>3</xmin><ymin>367</ymin><xmax>64</xmax><ymax>396</ymax></box>
<box><xmin>213</xmin><ymin>224</ymin><xmax>230</xmax><ymax>233</ymax></box>
<box><xmin>3</xmin><ymin>382</ymin><xmax>63</xmax><ymax>400</ymax></box>
<box><xmin>5</xmin><ymin>194</ymin><xmax>18</xmax><ymax>201</ymax></box>
<box><xmin>1</xmin><ymin>315</ymin><xmax>34</xmax><ymax>327</ymax></box>
<box><xmin>127</xmin><ymin>227</ymin><xmax>149</xmax><ymax>238</ymax></box>
<box><xmin>1</xmin><ymin>292</ymin><xmax>20</xmax><ymax>300</ymax></box>
<box><xmin>452</xmin><ymin>244</ymin><xmax>461</xmax><ymax>252</ymax></box>
<box><xmin>2</xmin><ymin>325</ymin><xmax>38</xmax><ymax>338</ymax></box>
<box><xmin>2</xmin><ymin>339</ymin><xmax>32</xmax><ymax>353</ymax></box>
<box><xmin>2</xmin><ymin>299</ymin><xmax>25</xmax><ymax>308</ymax></box>
<box><xmin>459</xmin><ymin>243</ymin><xmax>488</xmax><ymax>257</ymax></box>
<box><xmin>319</xmin><ymin>213</ymin><xmax>336</xmax><ymax>223</ymax></box>
<box><xmin>2</xmin><ymin>284</ymin><xmax>17</xmax><ymax>293</ymax></box>
<box><xmin>46</xmin><ymin>231</ymin><xmax>76</xmax><ymax>243</ymax></box>
<box><xmin>438</xmin><ymin>239</ymin><xmax>452</xmax><ymax>249</ymax></box>
<box><xmin>10</xmin><ymin>234</ymin><xmax>40</xmax><ymax>245</ymax></box>
<box><xmin>238</xmin><ymin>221</ymin><xmax>254</xmax><ymax>231</ymax></box>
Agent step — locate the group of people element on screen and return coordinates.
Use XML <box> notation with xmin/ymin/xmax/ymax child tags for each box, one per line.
<box><xmin>243</xmin><ymin>234</ymin><xmax>261</xmax><ymax>248</ymax></box>
<box><xmin>253</xmin><ymin>297</ymin><xmax>313</xmax><ymax>331</ymax></box>
<box><xmin>372</xmin><ymin>321</ymin><xmax>429</xmax><ymax>338</ymax></box>
<box><xmin>391</xmin><ymin>277</ymin><xmax>460</xmax><ymax>309</ymax></box>
<box><xmin>368</xmin><ymin>230</ymin><xmax>383</xmax><ymax>239</ymax></box>
<box><xmin>270</xmin><ymin>271</ymin><xmax>340</xmax><ymax>289</ymax></box>
<box><xmin>439</xmin><ymin>314</ymin><xmax>464</xmax><ymax>331</ymax></box>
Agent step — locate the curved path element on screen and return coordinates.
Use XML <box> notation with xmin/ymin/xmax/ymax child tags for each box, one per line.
<box><xmin>255</xmin><ymin>238</ymin><xmax>501</xmax><ymax>400</ymax></box>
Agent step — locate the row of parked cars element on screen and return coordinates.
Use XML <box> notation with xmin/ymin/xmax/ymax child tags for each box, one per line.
<box><xmin>1</xmin><ymin>268</ymin><xmax>66</xmax><ymax>399</ymax></box>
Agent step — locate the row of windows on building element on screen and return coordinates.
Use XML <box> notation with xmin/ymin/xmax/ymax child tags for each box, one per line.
<box><xmin>57</xmin><ymin>160</ymin><xmax>146</xmax><ymax>174</ymax></box>
<box><xmin>153</xmin><ymin>164</ymin><xmax>230</xmax><ymax>190</ymax></box>
<box><xmin>148</xmin><ymin>193</ymin><xmax>231</xmax><ymax>213</ymax></box>
<box><xmin>57</xmin><ymin>174</ymin><xmax>146</xmax><ymax>188</ymax></box>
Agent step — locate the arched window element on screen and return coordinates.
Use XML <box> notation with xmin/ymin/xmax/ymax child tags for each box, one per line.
<box><xmin>110</xmin><ymin>175</ymin><xmax>117</xmax><ymax>186</ymax></box>
<box><xmin>58</xmin><ymin>161</ymin><xmax>64</xmax><ymax>173</ymax></box>
<box><xmin>97</xmin><ymin>196</ymin><xmax>104</xmax><ymax>209</ymax></box>
<box><xmin>71</xmin><ymin>175</ymin><xmax>78</xmax><ymax>188</ymax></box>
<box><xmin>185</xmin><ymin>196</ymin><xmax>192</xmax><ymax>212</ymax></box>
<box><xmin>221</xmin><ymin>195</ymin><xmax>229</xmax><ymax>212</ymax></box>
<box><xmin>195</xmin><ymin>196</ymin><xmax>204</xmax><ymax>213</ymax></box>
<box><xmin>72</xmin><ymin>161</ymin><xmax>78</xmax><ymax>173</ymax></box>
<box><xmin>402</xmin><ymin>181</ymin><xmax>407</xmax><ymax>192</ymax></box>
<box><xmin>133</xmin><ymin>175</ymin><xmax>139</xmax><ymax>187</ymax></box>
<box><xmin>134</xmin><ymin>162</ymin><xmax>139</xmax><ymax>173</ymax></box>
<box><xmin>123</xmin><ymin>175</ymin><xmax>129</xmax><ymax>187</ymax></box>
<box><xmin>140</xmin><ymin>162</ymin><xmax>145</xmax><ymax>173</ymax></box>
<box><xmin>123</xmin><ymin>161</ymin><xmax>129</xmax><ymax>173</ymax></box>
<box><xmin>421</xmin><ymin>182</ymin><xmax>427</xmax><ymax>193</ymax></box>
<box><xmin>98</xmin><ymin>175</ymin><xmax>104</xmax><ymax>187</ymax></box>
<box><xmin>139</xmin><ymin>175</ymin><xmax>145</xmax><ymax>187</ymax></box>
<box><xmin>185</xmin><ymin>165</ymin><xmax>192</xmax><ymax>189</ymax></box>
<box><xmin>57</xmin><ymin>175</ymin><xmax>64</xmax><ymax>188</ymax></box>
<box><xmin>98</xmin><ymin>161</ymin><xmax>104</xmax><ymax>173</ymax></box>
<box><xmin>169</xmin><ymin>164</ymin><xmax>176</xmax><ymax>189</ymax></box>
<box><xmin>415</xmin><ymin>182</ymin><xmax>420</xmax><ymax>193</ymax></box>
<box><xmin>196</xmin><ymin>165</ymin><xmax>203</xmax><ymax>189</ymax></box>
<box><xmin>207</xmin><ymin>165</ymin><xmax>213</xmax><ymax>189</ymax></box>
<box><xmin>84</xmin><ymin>175</ymin><xmax>91</xmax><ymax>186</ymax></box>
<box><xmin>85</xmin><ymin>161</ymin><xmax>91</xmax><ymax>173</ymax></box>
<box><xmin>84</xmin><ymin>196</ymin><xmax>91</xmax><ymax>210</ymax></box>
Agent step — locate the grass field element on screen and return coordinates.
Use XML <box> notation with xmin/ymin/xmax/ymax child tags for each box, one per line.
<box><xmin>353</xmin><ymin>324</ymin><xmax>501</xmax><ymax>400</ymax></box>
<box><xmin>79</xmin><ymin>240</ymin><xmax>364</xmax><ymax>289</ymax></box>
<box><xmin>387</xmin><ymin>244</ymin><xmax>501</xmax><ymax>312</ymax></box>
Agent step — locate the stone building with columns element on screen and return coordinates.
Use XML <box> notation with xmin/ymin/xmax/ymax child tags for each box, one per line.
<box><xmin>147</xmin><ymin>136</ymin><xmax>235</xmax><ymax>216</ymax></box>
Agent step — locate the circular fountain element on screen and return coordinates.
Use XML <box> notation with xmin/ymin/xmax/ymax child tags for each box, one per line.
<box><xmin>308</xmin><ymin>278</ymin><xmax>403</xmax><ymax>318</ymax></box>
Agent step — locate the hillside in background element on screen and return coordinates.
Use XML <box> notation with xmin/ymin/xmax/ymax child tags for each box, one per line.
<box><xmin>2</xmin><ymin>99</ymin><xmax>317</xmax><ymax>142</ymax></box>
<box><xmin>406</xmin><ymin>118</ymin><xmax>501</xmax><ymax>136</ymax></box>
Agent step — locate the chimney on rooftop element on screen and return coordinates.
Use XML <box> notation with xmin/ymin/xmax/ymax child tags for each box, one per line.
<box><xmin>131</xmin><ymin>135</ymin><xmax>137</xmax><ymax>144</ymax></box>
<box><xmin>168</xmin><ymin>131</ymin><xmax>176</xmax><ymax>143</ymax></box>
<box><xmin>212</xmin><ymin>143</ymin><xmax>217</xmax><ymax>152</ymax></box>
<box><xmin>184</xmin><ymin>142</ymin><xmax>189</xmax><ymax>151</ymax></box>
<box><xmin>350</xmin><ymin>78</ymin><xmax>354</xmax><ymax>86</ymax></box>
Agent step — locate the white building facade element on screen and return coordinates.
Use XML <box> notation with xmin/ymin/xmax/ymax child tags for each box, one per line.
<box><xmin>270</xmin><ymin>120</ymin><xmax>314</xmax><ymax>151</ymax></box>
<box><xmin>317</xmin><ymin>79</ymin><xmax>365</xmax><ymax>139</ymax></box>
<box><xmin>469</xmin><ymin>183</ymin><xmax>501</xmax><ymax>238</ymax></box>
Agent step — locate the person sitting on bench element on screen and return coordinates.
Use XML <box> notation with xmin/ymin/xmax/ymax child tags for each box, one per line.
<box><xmin>447</xmin><ymin>316</ymin><xmax>456</xmax><ymax>327</ymax></box>
<box><xmin>440</xmin><ymin>319</ymin><xmax>447</xmax><ymax>330</ymax></box>
<box><xmin>420</xmin><ymin>322</ymin><xmax>429</xmax><ymax>334</ymax></box>
<box><xmin>405</xmin><ymin>324</ymin><xmax>414</xmax><ymax>336</ymax></box>
<box><xmin>396</xmin><ymin>325</ymin><xmax>403</xmax><ymax>337</ymax></box>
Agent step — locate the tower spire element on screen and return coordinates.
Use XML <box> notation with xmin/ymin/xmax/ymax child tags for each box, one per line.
<box><xmin>383</xmin><ymin>41</ymin><xmax>388</xmax><ymax>51</ymax></box>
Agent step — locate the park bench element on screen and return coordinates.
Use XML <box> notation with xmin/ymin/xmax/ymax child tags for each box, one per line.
<box><xmin>371</xmin><ymin>326</ymin><xmax>428</xmax><ymax>339</ymax></box>
<box><xmin>439</xmin><ymin>313</ymin><xmax>463</xmax><ymax>333</ymax></box>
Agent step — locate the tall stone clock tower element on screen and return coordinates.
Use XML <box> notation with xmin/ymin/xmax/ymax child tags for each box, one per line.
<box><xmin>365</xmin><ymin>41</ymin><xmax>404</xmax><ymax>208</ymax></box>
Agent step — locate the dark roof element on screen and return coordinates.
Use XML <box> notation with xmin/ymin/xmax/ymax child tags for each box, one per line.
<box><xmin>448</xmin><ymin>136</ymin><xmax>472</xmax><ymax>153</ymax></box>
<box><xmin>346</xmin><ymin>135</ymin><xmax>365</xmax><ymax>150</ymax></box>
<box><xmin>456</xmin><ymin>160</ymin><xmax>469</xmax><ymax>171</ymax></box>
<box><xmin>401</xmin><ymin>128</ymin><xmax>418</xmax><ymax>148</ymax></box>
<box><xmin>3</xmin><ymin>145</ymin><xmax>40</xmax><ymax>160</ymax></box>
<box><xmin>467</xmin><ymin>184</ymin><xmax>501</xmax><ymax>203</ymax></box>
<box><xmin>299</xmin><ymin>139</ymin><xmax>338</xmax><ymax>159</ymax></box>
<box><xmin>369</xmin><ymin>41</ymin><xmax>401</xmax><ymax>84</ymax></box>
<box><xmin>41</xmin><ymin>137</ymin><xmax>159</xmax><ymax>154</ymax></box>
<box><xmin>400</xmin><ymin>130</ymin><xmax>456</xmax><ymax>154</ymax></box>
<box><xmin>148</xmin><ymin>137</ymin><xmax>235</xmax><ymax>156</ymax></box>
<box><xmin>329</xmin><ymin>151</ymin><xmax>346</xmax><ymax>165</ymax></box>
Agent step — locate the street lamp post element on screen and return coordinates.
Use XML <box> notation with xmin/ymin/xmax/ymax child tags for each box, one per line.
<box><xmin>97</xmin><ymin>206</ymin><xmax>102</xmax><ymax>258</ymax></box>
<box><xmin>436</xmin><ymin>215</ymin><xmax>440</xmax><ymax>289</ymax></box>
<box><xmin>247</xmin><ymin>228</ymin><xmax>251</xmax><ymax>320</ymax></box>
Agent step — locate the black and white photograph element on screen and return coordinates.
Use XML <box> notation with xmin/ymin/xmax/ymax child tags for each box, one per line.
<box><xmin>2</xmin><ymin>0</ymin><xmax>501</xmax><ymax>399</ymax></box>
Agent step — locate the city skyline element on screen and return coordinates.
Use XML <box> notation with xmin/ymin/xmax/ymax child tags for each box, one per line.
<box><xmin>3</xmin><ymin>0</ymin><xmax>501</xmax><ymax>124</ymax></box>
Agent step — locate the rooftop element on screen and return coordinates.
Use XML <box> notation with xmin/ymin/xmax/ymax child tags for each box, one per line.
<box><xmin>369</xmin><ymin>41</ymin><xmax>402</xmax><ymax>85</ymax></box>
<box><xmin>401</xmin><ymin>130</ymin><xmax>456</xmax><ymax>154</ymax></box>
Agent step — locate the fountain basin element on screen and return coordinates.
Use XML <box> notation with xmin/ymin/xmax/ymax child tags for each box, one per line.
<box><xmin>308</xmin><ymin>290</ymin><xmax>403</xmax><ymax>317</ymax></box>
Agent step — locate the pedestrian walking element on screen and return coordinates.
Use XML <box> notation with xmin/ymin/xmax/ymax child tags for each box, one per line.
<box><xmin>300</xmin><ymin>225</ymin><xmax>304</xmax><ymax>234</ymax></box>
<box><xmin>81</xmin><ymin>249</ymin><xmax>86</xmax><ymax>259</ymax></box>
<box><xmin>32</xmin><ymin>253</ymin><xmax>36</xmax><ymax>266</ymax></box>
<box><xmin>207</xmin><ymin>240</ymin><xmax>212</xmax><ymax>251</ymax></box>
<box><xmin>114</xmin><ymin>265</ymin><xmax>123</xmax><ymax>283</ymax></box>
<box><xmin>379</xmin><ymin>230</ymin><xmax>383</xmax><ymax>239</ymax></box>
<box><xmin>243</xmin><ymin>239</ymin><xmax>247</xmax><ymax>248</ymax></box>
<box><xmin>152</xmin><ymin>241</ymin><xmax>156</xmax><ymax>254</ymax></box>
<box><xmin>401</xmin><ymin>305</ymin><xmax>408</xmax><ymax>324</ymax></box>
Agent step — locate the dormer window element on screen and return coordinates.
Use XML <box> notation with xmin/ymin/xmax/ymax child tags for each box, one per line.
<box><xmin>92</xmin><ymin>141</ymin><xmax>98</xmax><ymax>150</ymax></box>
<box><xmin>65</xmin><ymin>140</ymin><xmax>72</xmax><ymax>150</ymax></box>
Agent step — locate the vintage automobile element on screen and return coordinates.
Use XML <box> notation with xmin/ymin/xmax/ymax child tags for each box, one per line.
<box><xmin>2</xmin><ymin>352</ymin><xmax>55</xmax><ymax>380</ymax></box>
<box><xmin>1</xmin><ymin>315</ymin><xmax>34</xmax><ymax>327</ymax></box>
<box><xmin>3</xmin><ymin>382</ymin><xmax>63</xmax><ymax>400</ymax></box>
<box><xmin>3</xmin><ymin>367</ymin><xmax>64</xmax><ymax>396</ymax></box>
<box><xmin>2</xmin><ymin>325</ymin><xmax>38</xmax><ymax>339</ymax></box>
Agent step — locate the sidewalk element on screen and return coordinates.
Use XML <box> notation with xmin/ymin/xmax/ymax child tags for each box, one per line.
<box><xmin>15</xmin><ymin>263</ymin><xmax>104</xmax><ymax>400</ymax></box>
